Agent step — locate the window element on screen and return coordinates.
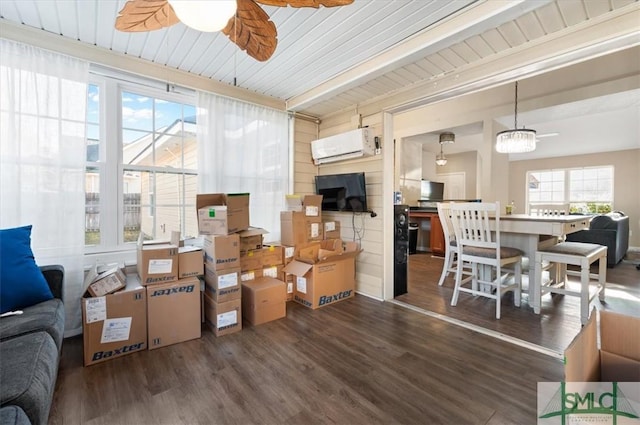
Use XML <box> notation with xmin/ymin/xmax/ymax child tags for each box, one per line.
<box><xmin>527</xmin><ymin>166</ymin><xmax>613</xmax><ymax>214</ymax></box>
<box><xmin>85</xmin><ymin>74</ymin><xmax>197</xmax><ymax>251</ymax></box>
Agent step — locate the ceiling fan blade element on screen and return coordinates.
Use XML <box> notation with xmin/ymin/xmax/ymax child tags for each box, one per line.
<box><xmin>255</xmin><ymin>0</ymin><xmax>354</xmax><ymax>7</ymax></box>
<box><xmin>222</xmin><ymin>0</ymin><xmax>277</xmax><ymax>62</ymax></box>
<box><xmin>115</xmin><ymin>0</ymin><xmax>179</xmax><ymax>32</ymax></box>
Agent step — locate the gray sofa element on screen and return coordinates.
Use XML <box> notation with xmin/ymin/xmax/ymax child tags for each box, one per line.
<box><xmin>566</xmin><ymin>212</ymin><xmax>630</xmax><ymax>267</ymax></box>
<box><xmin>0</xmin><ymin>266</ymin><xmax>65</xmax><ymax>425</ymax></box>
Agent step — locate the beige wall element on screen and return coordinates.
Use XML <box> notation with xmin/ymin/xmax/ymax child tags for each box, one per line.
<box><xmin>509</xmin><ymin>149</ymin><xmax>640</xmax><ymax>247</ymax></box>
<box><xmin>296</xmin><ymin>114</ymin><xmax>385</xmax><ymax>300</ymax></box>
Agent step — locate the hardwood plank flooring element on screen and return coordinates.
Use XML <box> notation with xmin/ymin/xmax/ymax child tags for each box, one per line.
<box><xmin>398</xmin><ymin>251</ymin><xmax>640</xmax><ymax>353</ymax></box>
<box><xmin>51</xmin><ymin>295</ymin><xmax>564</xmax><ymax>425</ymax></box>
<box><xmin>50</xmin><ymin>253</ymin><xmax>638</xmax><ymax>424</ymax></box>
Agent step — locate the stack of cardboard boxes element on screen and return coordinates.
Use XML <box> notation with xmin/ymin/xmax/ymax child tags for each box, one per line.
<box><xmin>80</xmin><ymin>192</ymin><xmax>360</xmax><ymax>366</ymax></box>
<box><xmin>198</xmin><ymin>193</ymin><xmax>287</xmax><ymax>332</ymax></box>
<box><xmin>81</xmin><ymin>230</ymin><xmax>205</xmax><ymax>366</ymax></box>
<box><xmin>279</xmin><ymin>194</ymin><xmax>361</xmax><ymax>309</ymax></box>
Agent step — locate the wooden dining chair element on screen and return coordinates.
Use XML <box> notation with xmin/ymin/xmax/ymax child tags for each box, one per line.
<box><xmin>448</xmin><ymin>202</ymin><xmax>524</xmax><ymax>319</ymax></box>
<box><xmin>436</xmin><ymin>202</ymin><xmax>470</xmax><ymax>286</ymax></box>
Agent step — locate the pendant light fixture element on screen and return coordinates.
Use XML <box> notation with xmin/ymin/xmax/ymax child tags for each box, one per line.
<box><xmin>496</xmin><ymin>81</ymin><xmax>536</xmax><ymax>153</ymax></box>
<box><xmin>436</xmin><ymin>132</ymin><xmax>454</xmax><ymax>166</ymax></box>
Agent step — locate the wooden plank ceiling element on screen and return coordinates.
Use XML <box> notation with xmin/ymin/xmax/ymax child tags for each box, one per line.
<box><xmin>0</xmin><ymin>0</ymin><xmax>638</xmax><ymax>118</ymax></box>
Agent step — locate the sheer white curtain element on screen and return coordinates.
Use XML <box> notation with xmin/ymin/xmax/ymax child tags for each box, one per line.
<box><xmin>0</xmin><ymin>39</ymin><xmax>88</xmax><ymax>337</ymax></box>
<box><xmin>197</xmin><ymin>91</ymin><xmax>290</xmax><ymax>241</ymax></box>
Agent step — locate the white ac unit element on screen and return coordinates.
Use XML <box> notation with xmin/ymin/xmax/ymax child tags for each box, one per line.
<box><xmin>311</xmin><ymin>128</ymin><xmax>375</xmax><ymax>165</ymax></box>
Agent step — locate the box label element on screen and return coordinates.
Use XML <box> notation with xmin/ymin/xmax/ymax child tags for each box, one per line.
<box><xmin>219</xmin><ymin>272</ymin><xmax>238</xmax><ymax>289</ymax></box>
<box><xmin>296</xmin><ymin>276</ymin><xmax>307</xmax><ymax>294</ymax></box>
<box><xmin>287</xmin><ymin>281</ymin><xmax>293</xmax><ymax>294</ymax></box>
<box><xmin>100</xmin><ymin>317</ymin><xmax>132</xmax><ymax>343</ymax></box>
<box><xmin>263</xmin><ymin>266</ymin><xmax>278</xmax><ymax>278</ymax></box>
<box><xmin>85</xmin><ymin>297</ymin><xmax>106</xmax><ymax>323</ymax></box>
<box><xmin>148</xmin><ymin>259</ymin><xmax>173</xmax><ymax>274</ymax></box>
<box><xmin>325</xmin><ymin>222</ymin><xmax>336</xmax><ymax>231</ymax></box>
<box><xmin>217</xmin><ymin>310</ymin><xmax>238</xmax><ymax>329</ymax></box>
<box><xmin>310</xmin><ymin>223</ymin><xmax>320</xmax><ymax>238</ymax></box>
<box><xmin>305</xmin><ymin>205</ymin><xmax>319</xmax><ymax>216</ymax></box>
<box><xmin>241</xmin><ymin>271</ymin><xmax>255</xmax><ymax>281</ymax></box>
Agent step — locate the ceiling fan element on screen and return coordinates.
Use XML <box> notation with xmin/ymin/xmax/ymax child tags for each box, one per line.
<box><xmin>115</xmin><ymin>0</ymin><xmax>355</xmax><ymax>62</ymax></box>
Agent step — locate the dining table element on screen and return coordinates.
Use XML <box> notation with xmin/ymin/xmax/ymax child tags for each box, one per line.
<box><xmin>488</xmin><ymin>213</ymin><xmax>592</xmax><ymax>310</ymax></box>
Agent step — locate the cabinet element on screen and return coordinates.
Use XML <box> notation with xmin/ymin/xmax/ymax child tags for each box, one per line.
<box><xmin>407</xmin><ymin>210</ymin><xmax>445</xmax><ymax>256</ymax></box>
<box><xmin>429</xmin><ymin>215</ymin><xmax>445</xmax><ymax>255</ymax></box>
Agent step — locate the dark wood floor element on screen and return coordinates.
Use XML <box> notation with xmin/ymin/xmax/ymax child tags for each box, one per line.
<box><xmin>52</xmin><ymin>294</ymin><xmax>565</xmax><ymax>425</ymax></box>
<box><xmin>50</xmin><ymin>253</ymin><xmax>639</xmax><ymax>424</ymax></box>
<box><xmin>398</xmin><ymin>251</ymin><xmax>640</xmax><ymax>353</ymax></box>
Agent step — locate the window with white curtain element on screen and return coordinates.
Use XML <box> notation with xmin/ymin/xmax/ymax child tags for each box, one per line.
<box><xmin>527</xmin><ymin>166</ymin><xmax>614</xmax><ymax>213</ymax></box>
<box><xmin>1</xmin><ymin>39</ymin><xmax>88</xmax><ymax>336</ymax></box>
<box><xmin>197</xmin><ymin>92</ymin><xmax>290</xmax><ymax>242</ymax></box>
<box><xmin>85</xmin><ymin>74</ymin><xmax>197</xmax><ymax>252</ymax></box>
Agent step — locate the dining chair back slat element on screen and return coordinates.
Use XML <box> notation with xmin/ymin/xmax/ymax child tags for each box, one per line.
<box><xmin>448</xmin><ymin>201</ymin><xmax>523</xmax><ymax>319</ymax></box>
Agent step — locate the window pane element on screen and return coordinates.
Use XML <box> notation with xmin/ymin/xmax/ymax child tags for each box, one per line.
<box><xmin>85</xmin><ymin>167</ymin><xmax>100</xmax><ymax>245</ymax></box>
<box><xmin>124</xmin><ymin>169</ymin><xmax>197</xmax><ymax>240</ymax></box>
<box><xmin>122</xmin><ymin>91</ymin><xmax>153</xmax><ymax>131</ymax></box>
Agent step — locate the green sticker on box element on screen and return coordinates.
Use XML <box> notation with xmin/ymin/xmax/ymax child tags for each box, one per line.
<box><xmin>209</xmin><ymin>209</ymin><xmax>215</xmax><ymax>217</ymax></box>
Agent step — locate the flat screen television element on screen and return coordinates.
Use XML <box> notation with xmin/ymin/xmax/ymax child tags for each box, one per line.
<box><xmin>315</xmin><ymin>172</ymin><xmax>368</xmax><ymax>212</ymax></box>
<box><xmin>421</xmin><ymin>180</ymin><xmax>444</xmax><ymax>200</ymax></box>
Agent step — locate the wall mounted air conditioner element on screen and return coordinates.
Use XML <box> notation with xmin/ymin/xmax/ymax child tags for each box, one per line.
<box><xmin>311</xmin><ymin>128</ymin><xmax>375</xmax><ymax>165</ymax></box>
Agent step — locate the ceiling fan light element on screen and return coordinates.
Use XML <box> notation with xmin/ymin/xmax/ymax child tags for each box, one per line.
<box><xmin>168</xmin><ymin>0</ymin><xmax>236</xmax><ymax>32</ymax></box>
<box><xmin>496</xmin><ymin>129</ymin><xmax>537</xmax><ymax>153</ymax></box>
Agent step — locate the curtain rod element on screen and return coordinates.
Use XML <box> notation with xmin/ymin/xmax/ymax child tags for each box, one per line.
<box><xmin>290</xmin><ymin>111</ymin><xmax>321</xmax><ymax>125</ymax></box>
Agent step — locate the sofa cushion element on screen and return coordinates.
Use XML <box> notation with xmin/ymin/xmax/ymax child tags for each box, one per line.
<box><xmin>0</xmin><ymin>332</ymin><xmax>58</xmax><ymax>425</ymax></box>
<box><xmin>0</xmin><ymin>225</ymin><xmax>53</xmax><ymax>314</ymax></box>
<box><xmin>0</xmin><ymin>298</ymin><xmax>65</xmax><ymax>352</ymax></box>
<box><xmin>0</xmin><ymin>406</ymin><xmax>30</xmax><ymax>425</ymax></box>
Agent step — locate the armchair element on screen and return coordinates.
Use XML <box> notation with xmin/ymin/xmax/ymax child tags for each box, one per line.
<box><xmin>565</xmin><ymin>212</ymin><xmax>629</xmax><ymax>267</ymax></box>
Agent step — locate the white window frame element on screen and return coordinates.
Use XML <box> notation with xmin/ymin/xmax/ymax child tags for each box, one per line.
<box><xmin>526</xmin><ymin>165</ymin><xmax>614</xmax><ymax>213</ymax></box>
<box><xmin>85</xmin><ymin>73</ymin><xmax>196</xmax><ymax>254</ymax></box>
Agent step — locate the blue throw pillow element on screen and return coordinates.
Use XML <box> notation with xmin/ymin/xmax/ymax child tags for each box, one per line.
<box><xmin>0</xmin><ymin>225</ymin><xmax>53</xmax><ymax>314</ymax></box>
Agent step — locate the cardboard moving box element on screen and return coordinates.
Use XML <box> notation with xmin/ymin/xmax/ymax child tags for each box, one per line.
<box><xmin>280</xmin><ymin>212</ymin><xmax>323</xmax><ymax>246</ymax></box>
<box><xmin>84</xmin><ymin>266</ymin><xmax>126</xmax><ymax>298</ymax></box>
<box><xmin>565</xmin><ymin>309</ymin><xmax>640</xmax><ymax>382</ymax></box>
<box><xmin>178</xmin><ymin>246</ymin><xmax>204</xmax><ymax>278</ymax></box>
<box><xmin>285</xmin><ymin>194</ymin><xmax>323</xmax><ymax>218</ymax></box>
<box><xmin>197</xmin><ymin>193</ymin><xmax>250</xmax><ymax>235</ymax></box>
<box><xmin>82</xmin><ymin>278</ymin><xmax>147</xmax><ymax>366</ymax></box>
<box><xmin>137</xmin><ymin>239</ymin><xmax>179</xmax><ymax>286</ymax></box>
<box><xmin>203</xmin><ymin>234</ymin><xmax>240</xmax><ymax>270</ymax></box>
<box><xmin>203</xmin><ymin>264</ymin><xmax>241</xmax><ymax>302</ymax></box>
<box><xmin>323</xmin><ymin>221</ymin><xmax>341</xmax><ymax>240</ymax></box>
<box><xmin>203</xmin><ymin>293</ymin><xmax>242</xmax><ymax>337</ymax></box>
<box><xmin>238</xmin><ymin>227</ymin><xmax>268</xmax><ymax>253</ymax></box>
<box><xmin>147</xmin><ymin>277</ymin><xmax>201</xmax><ymax>350</ymax></box>
<box><xmin>284</xmin><ymin>240</ymin><xmax>361</xmax><ymax>309</ymax></box>
<box><xmin>241</xmin><ymin>277</ymin><xmax>286</xmax><ymax>325</ymax></box>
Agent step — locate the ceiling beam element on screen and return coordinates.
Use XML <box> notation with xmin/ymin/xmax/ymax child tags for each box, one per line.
<box><xmin>286</xmin><ymin>0</ymin><xmax>546</xmax><ymax>112</ymax></box>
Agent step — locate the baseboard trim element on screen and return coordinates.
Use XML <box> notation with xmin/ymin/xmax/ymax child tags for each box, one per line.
<box><xmin>388</xmin><ymin>299</ymin><xmax>563</xmax><ymax>360</ymax></box>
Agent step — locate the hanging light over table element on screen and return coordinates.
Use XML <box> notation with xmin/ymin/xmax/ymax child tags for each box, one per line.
<box><xmin>496</xmin><ymin>81</ymin><xmax>536</xmax><ymax>153</ymax></box>
<box><xmin>436</xmin><ymin>132</ymin><xmax>454</xmax><ymax>166</ymax></box>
